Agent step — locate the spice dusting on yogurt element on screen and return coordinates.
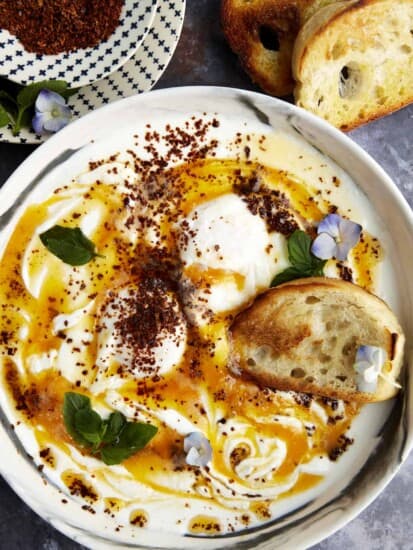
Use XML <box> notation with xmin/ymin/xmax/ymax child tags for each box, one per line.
<box><xmin>0</xmin><ymin>115</ymin><xmax>387</xmax><ymax>536</ymax></box>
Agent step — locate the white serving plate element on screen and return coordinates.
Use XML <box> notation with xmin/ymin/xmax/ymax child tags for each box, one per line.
<box><xmin>0</xmin><ymin>87</ymin><xmax>411</xmax><ymax>550</ymax></box>
<box><xmin>0</xmin><ymin>0</ymin><xmax>158</xmax><ymax>88</ymax></box>
<box><xmin>0</xmin><ymin>0</ymin><xmax>185</xmax><ymax>145</ymax></box>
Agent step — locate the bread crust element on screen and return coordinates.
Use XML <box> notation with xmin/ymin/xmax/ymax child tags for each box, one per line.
<box><xmin>229</xmin><ymin>277</ymin><xmax>405</xmax><ymax>402</ymax></box>
<box><xmin>292</xmin><ymin>0</ymin><xmax>413</xmax><ymax>130</ymax></box>
<box><xmin>221</xmin><ymin>0</ymin><xmax>335</xmax><ymax>96</ymax></box>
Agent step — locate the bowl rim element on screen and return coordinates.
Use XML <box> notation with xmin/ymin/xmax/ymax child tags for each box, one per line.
<box><xmin>0</xmin><ymin>85</ymin><xmax>412</xmax><ymax>549</ymax></box>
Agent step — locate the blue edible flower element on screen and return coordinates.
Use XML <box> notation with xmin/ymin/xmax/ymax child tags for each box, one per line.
<box><xmin>353</xmin><ymin>345</ymin><xmax>386</xmax><ymax>393</ymax></box>
<box><xmin>311</xmin><ymin>213</ymin><xmax>362</xmax><ymax>261</ymax></box>
<box><xmin>184</xmin><ymin>432</ymin><xmax>212</xmax><ymax>467</ymax></box>
<box><xmin>32</xmin><ymin>89</ymin><xmax>72</xmax><ymax>135</ymax></box>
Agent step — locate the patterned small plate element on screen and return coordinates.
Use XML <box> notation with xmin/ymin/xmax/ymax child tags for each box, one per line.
<box><xmin>0</xmin><ymin>0</ymin><xmax>185</xmax><ymax>145</ymax></box>
<box><xmin>0</xmin><ymin>0</ymin><xmax>158</xmax><ymax>88</ymax></box>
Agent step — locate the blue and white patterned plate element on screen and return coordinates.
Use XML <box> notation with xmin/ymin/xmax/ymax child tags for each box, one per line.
<box><xmin>0</xmin><ymin>0</ymin><xmax>158</xmax><ymax>88</ymax></box>
<box><xmin>0</xmin><ymin>0</ymin><xmax>185</xmax><ymax>145</ymax></box>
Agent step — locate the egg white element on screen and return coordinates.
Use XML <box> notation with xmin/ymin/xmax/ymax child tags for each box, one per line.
<box><xmin>178</xmin><ymin>193</ymin><xmax>286</xmax><ymax>321</ymax></box>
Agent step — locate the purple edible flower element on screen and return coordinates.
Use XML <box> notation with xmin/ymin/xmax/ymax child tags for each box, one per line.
<box><xmin>32</xmin><ymin>89</ymin><xmax>72</xmax><ymax>135</ymax></box>
<box><xmin>311</xmin><ymin>213</ymin><xmax>362</xmax><ymax>261</ymax></box>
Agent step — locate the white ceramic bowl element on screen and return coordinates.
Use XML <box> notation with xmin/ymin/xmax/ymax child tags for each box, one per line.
<box><xmin>0</xmin><ymin>0</ymin><xmax>158</xmax><ymax>88</ymax></box>
<box><xmin>0</xmin><ymin>87</ymin><xmax>412</xmax><ymax>549</ymax></box>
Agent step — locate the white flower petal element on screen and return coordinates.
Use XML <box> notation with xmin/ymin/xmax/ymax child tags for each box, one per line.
<box><xmin>186</xmin><ymin>447</ymin><xmax>202</xmax><ymax>467</ymax></box>
<box><xmin>335</xmin><ymin>240</ymin><xmax>355</xmax><ymax>261</ymax></box>
<box><xmin>336</xmin><ymin>218</ymin><xmax>362</xmax><ymax>260</ymax></box>
<box><xmin>35</xmin><ymin>89</ymin><xmax>66</xmax><ymax>112</ymax></box>
<box><xmin>32</xmin><ymin>111</ymin><xmax>54</xmax><ymax>135</ymax></box>
<box><xmin>184</xmin><ymin>432</ymin><xmax>212</xmax><ymax>467</ymax></box>
<box><xmin>317</xmin><ymin>213</ymin><xmax>341</xmax><ymax>238</ymax></box>
<box><xmin>354</xmin><ymin>345</ymin><xmax>386</xmax><ymax>393</ymax></box>
<box><xmin>355</xmin><ymin>345</ymin><xmax>386</xmax><ymax>366</ymax></box>
<box><xmin>43</xmin><ymin>114</ymin><xmax>71</xmax><ymax>133</ymax></box>
<box><xmin>355</xmin><ymin>372</ymin><xmax>379</xmax><ymax>393</ymax></box>
<box><xmin>338</xmin><ymin>218</ymin><xmax>362</xmax><ymax>246</ymax></box>
<box><xmin>311</xmin><ymin>232</ymin><xmax>337</xmax><ymax>259</ymax></box>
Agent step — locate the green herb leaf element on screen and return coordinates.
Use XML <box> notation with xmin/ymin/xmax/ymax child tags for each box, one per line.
<box><xmin>102</xmin><ymin>411</ymin><xmax>126</xmax><ymax>444</ymax></box>
<box><xmin>0</xmin><ymin>90</ymin><xmax>18</xmax><ymax>105</ymax></box>
<box><xmin>0</xmin><ymin>104</ymin><xmax>11</xmax><ymax>128</ymax></box>
<box><xmin>287</xmin><ymin>230</ymin><xmax>313</xmax><ymax>268</ymax></box>
<box><xmin>100</xmin><ymin>423</ymin><xmax>158</xmax><ymax>466</ymax></box>
<box><xmin>75</xmin><ymin>408</ymin><xmax>104</xmax><ymax>446</ymax></box>
<box><xmin>311</xmin><ymin>258</ymin><xmax>327</xmax><ymax>276</ymax></box>
<box><xmin>39</xmin><ymin>225</ymin><xmax>101</xmax><ymax>266</ymax></box>
<box><xmin>271</xmin><ymin>266</ymin><xmax>306</xmax><ymax>287</ymax></box>
<box><xmin>270</xmin><ymin>230</ymin><xmax>327</xmax><ymax>287</ymax></box>
<box><xmin>62</xmin><ymin>392</ymin><xmax>158</xmax><ymax>465</ymax></box>
<box><xmin>63</xmin><ymin>392</ymin><xmax>92</xmax><ymax>447</ymax></box>
<box><xmin>16</xmin><ymin>80</ymin><xmax>71</xmax><ymax>109</ymax></box>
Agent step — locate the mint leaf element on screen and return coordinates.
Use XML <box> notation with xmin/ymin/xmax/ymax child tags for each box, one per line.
<box><xmin>118</xmin><ymin>422</ymin><xmax>158</xmax><ymax>450</ymax></box>
<box><xmin>63</xmin><ymin>393</ymin><xmax>157</xmax><ymax>465</ymax></box>
<box><xmin>63</xmin><ymin>392</ymin><xmax>92</xmax><ymax>447</ymax></box>
<box><xmin>102</xmin><ymin>411</ymin><xmax>126</xmax><ymax>444</ymax></box>
<box><xmin>271</xmin><ymin>230</ymin><xmax>327</xmax><ymax>287</ymax></box>
<box><xmin>75</xmin><ymin>408</ymin><xmax>104</xmax><ymax>446</ymax></box>
<box><xmin>17</xmin><ymin>80</ymin><xmax>71</xmax><ymax>109</ymax></box>
<box><xmin>271</xmin><ymin>266</ymin><xmax>305</xmax><ymax>287</ymax></box>
<box><xmin>100</xmin><ymin>445</ymin><xmax>135</xmax><ymax>466</ymax></box>
<box><xmin>287</xmin><ymin>230</ymin><xmax>313</xmax><ymax>268</ymax></box>
<box><xmin>101</xmin><ymin>423</ymin><xmax>158</xmax><ymax>466</ymax></box>
<box><xmin>39</xmin><ymin>225</ymin><xmax>101</xmax><ymax>266</ymax></box>
<box><xmin>0</xmin><ymin>104</ymin><xmax>11</xmax><ymax>128</ymax></box>
<box><xmin>311</xmin><ymin>258</ymin><xmax>327</xmax><ymax>276</ymax></box>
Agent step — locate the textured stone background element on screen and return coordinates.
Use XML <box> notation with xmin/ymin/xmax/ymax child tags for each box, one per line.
<box><xmin>0</xmin><ymin>1</ymin><xmax>412</xmax><ymax>548</ymax></box>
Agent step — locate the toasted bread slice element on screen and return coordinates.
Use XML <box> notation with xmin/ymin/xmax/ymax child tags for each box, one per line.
<box><xmin>229</xmin><ymin>277</ymin><xmax>405</xmax><ymax>402</ymax></box>
<box><xmin>292</xmin><ymin>0</ymin><xmax>413</xmax><ymax>130</ymax></box>
<box><xmin>221</xmin><ymin>0</ymin><xmax>337</xmax><ymax>97</ymax></box>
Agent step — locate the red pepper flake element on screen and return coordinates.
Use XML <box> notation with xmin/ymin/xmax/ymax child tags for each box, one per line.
<box><xmin>0</xmin><ymin>0</ymin><xmax>124</xmax><ymax>55</ymax></box>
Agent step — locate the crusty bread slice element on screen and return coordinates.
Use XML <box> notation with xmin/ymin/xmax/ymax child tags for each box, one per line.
<box><xmin>292</xmin><ymin>0</ymin><xmax>413</xmax><ymax>130</ymax></box>
<box><xmin>221</xmin><ymin>0</ymin><xmax>338</xmax><ymax>97</ymax></box>
<box><xmin>229</xmin><ymin>277</ymin><xmax>405</xmax><ymax>402</ymax></box>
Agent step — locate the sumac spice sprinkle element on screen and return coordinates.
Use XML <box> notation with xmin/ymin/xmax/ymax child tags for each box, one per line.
<box><xmin>0</xmin><ymin>0</ymin><xmax>125</xmax><ymax>55</ymax></box>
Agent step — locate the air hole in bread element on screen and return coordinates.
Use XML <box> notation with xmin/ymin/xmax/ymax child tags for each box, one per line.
<box><xmin>247</xmin><ymin>357</ymin><xmax>256</xmax><ymax>367</ymax></box>
<box><xmin>320</xmin><ymin>368</ymin><xmax>328</xmax><ymax>375</ymax></box>
<box><xmin>320</xmin><ymin>353</ymin><xmax>332</xmax><ymax>363</ymax></box>
<box><xmin>306</xmin><ymin>376</ymin><xmax>315</xmax><ymax>383</ymax></box>
<box><xmin>291</xmin><ymin>367</ymin><xmax>306</xmax><ymax>378</ymax></box>
<box><xmin>338</xmin><ymin>320</ymin><xmax>351</xmax><ymax>329</ymax></box>
<box><xmin>342</xmin><ymin>338</ymin><xmax>357</xmax><ymax>356</ymax></box>
<box><xmin>326</xmin><ymin>321</ymin><xmax>334</xmax><ymax>331</ymax></box>
<box><xmin>339</xmin><ymin>64</ymin><xmax>362</xmax><ymax>99</ymax></box>
<box><xmin>255</xmin><ymin>345</ymin><xmax>272</xmax><ymax>360</ymax></box>
<box><xmin>400</xmin><ymin>44</ymin><xmax>412</xmax><ymax>54</ymax></box>
<box><xmin>328</xmin><ymin>336</ymin><xmax>338</xmax><ymax>346</ymax></box>
<box><xmin>336</xmin><ymin>375</ymin><xmax>347</xmax><ymax>382</ymax></box>
<box><xmin>305</xmin><ymin>295</ymin><xmax>320</xmax><ymax>304</ymax></box>
<box><xmin>259</xmin><ymin>26</ymin><xmax>280</xmax><ymax>51</ymax></box>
